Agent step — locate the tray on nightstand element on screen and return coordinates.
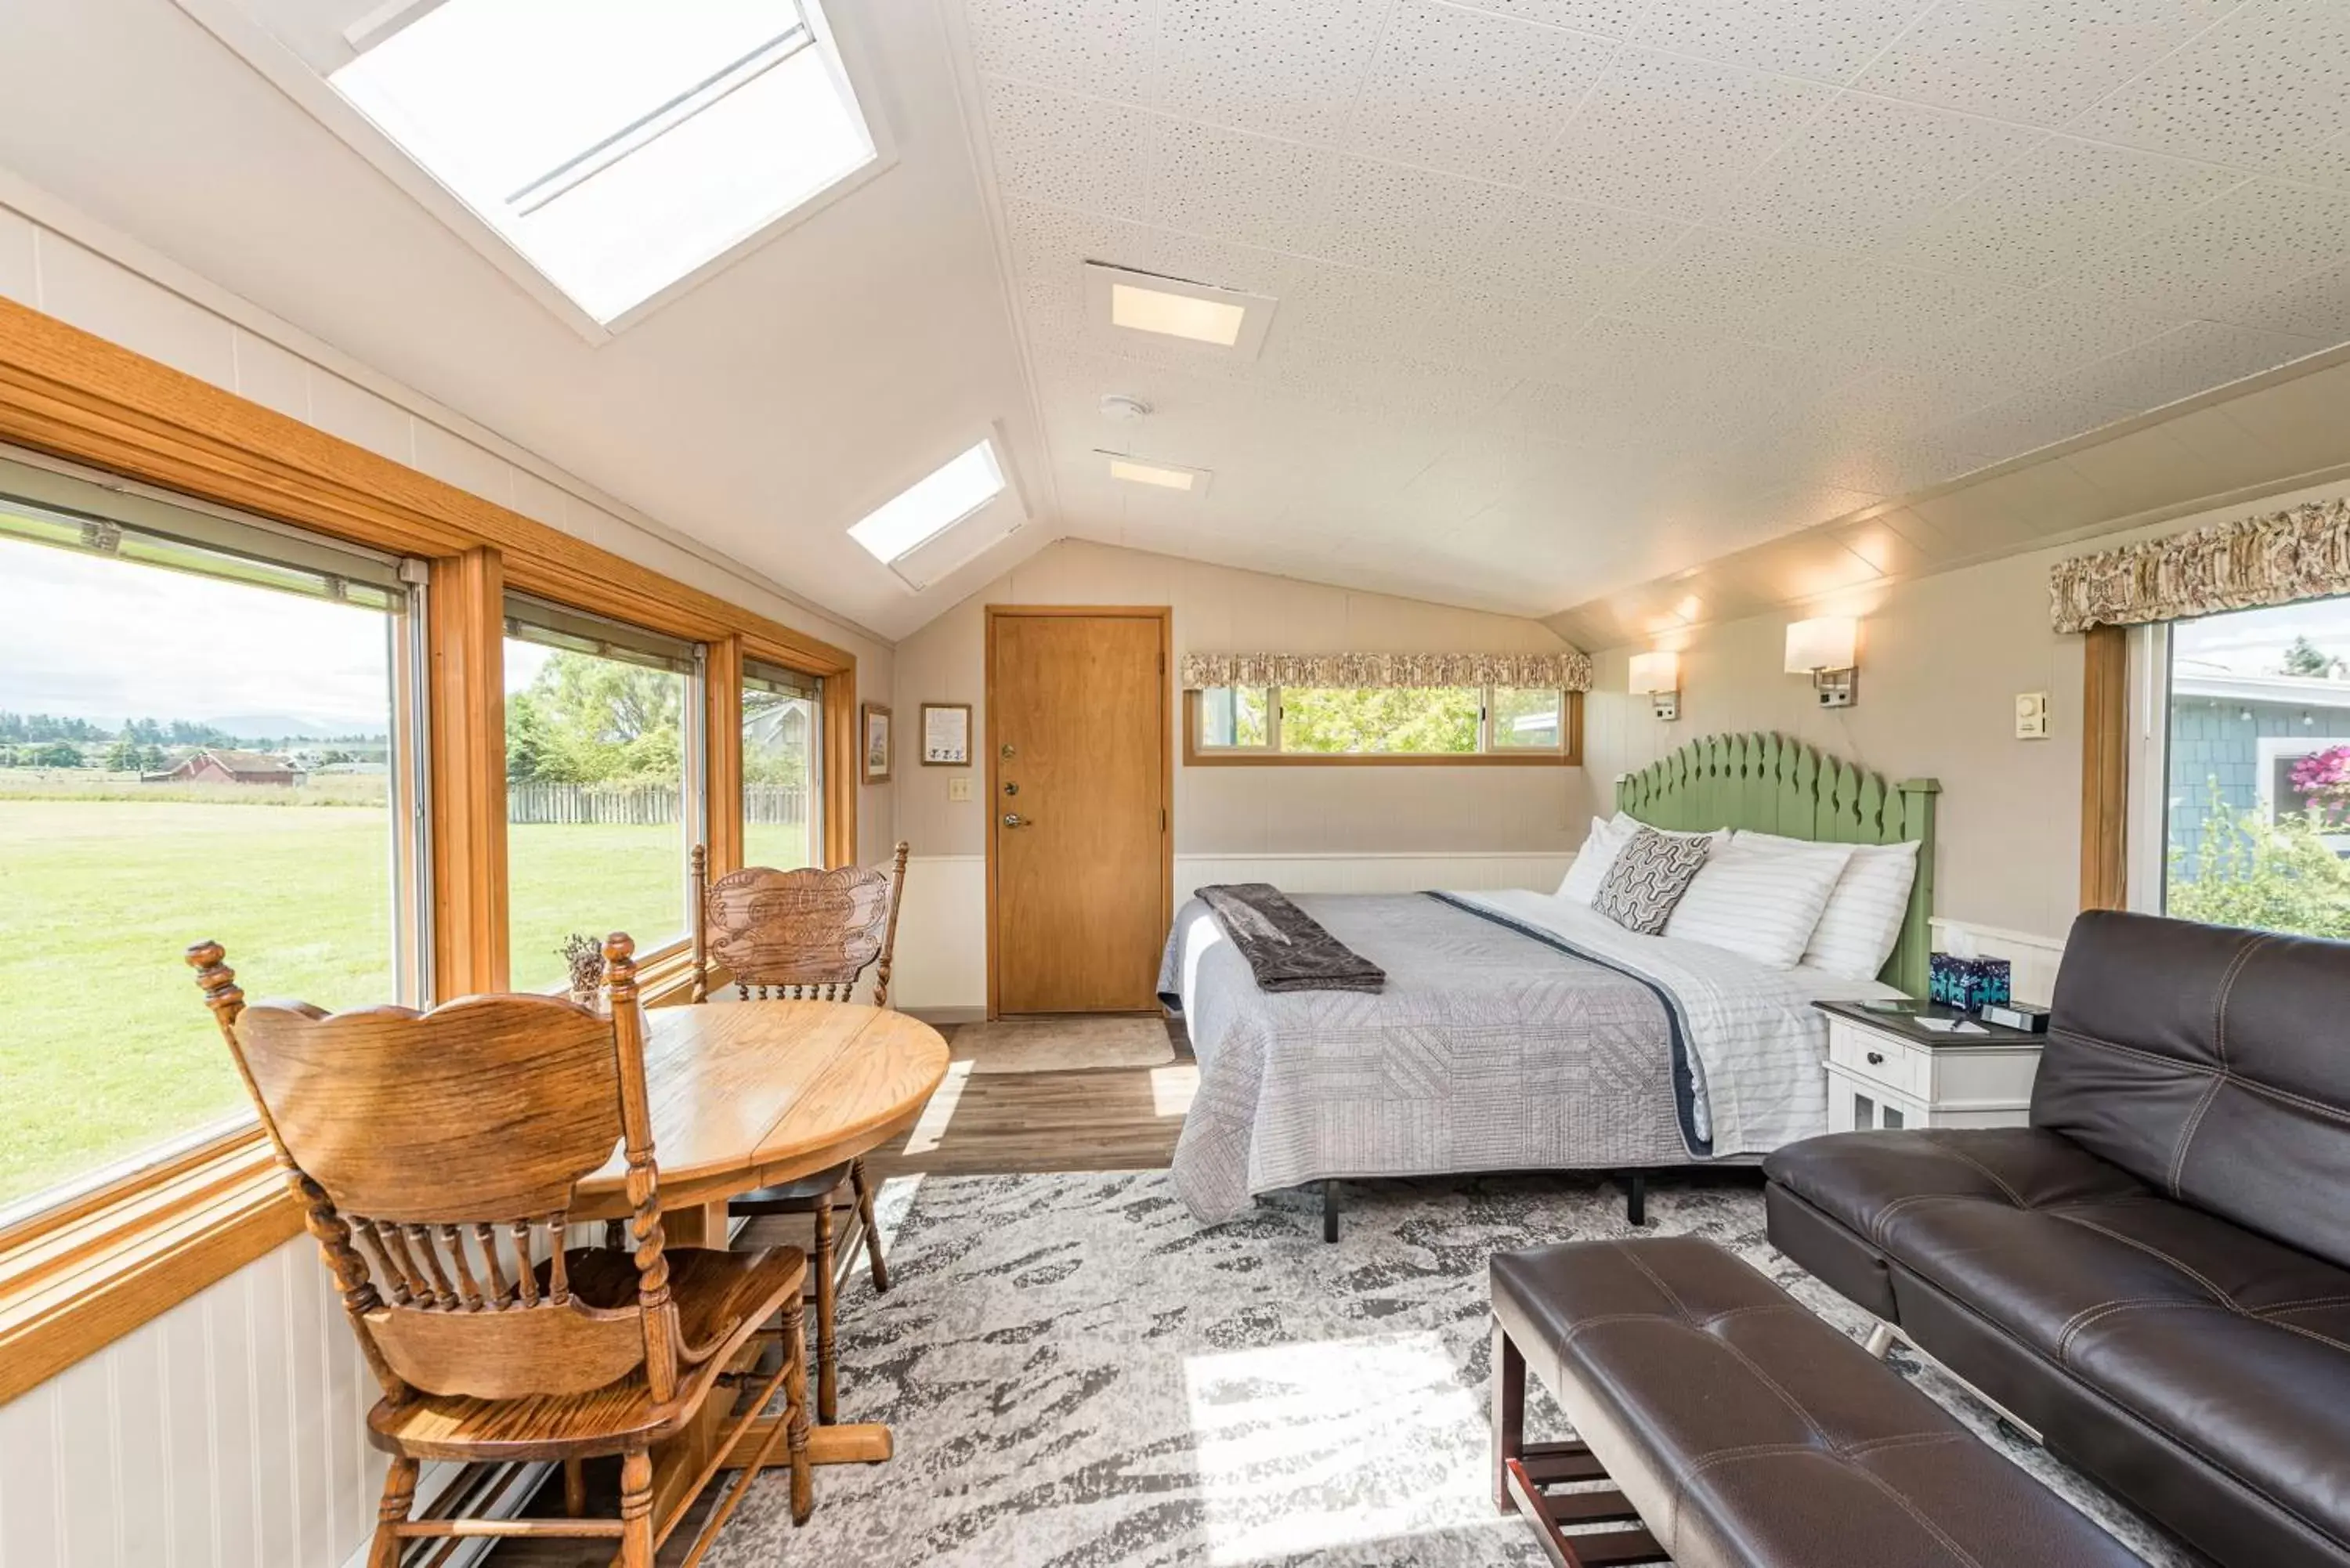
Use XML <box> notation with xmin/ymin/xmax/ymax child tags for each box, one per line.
<box><xmin>1813</xmin><ymin>997</ymin><xmax>2044</xmax><ymax>1049</ymax></box>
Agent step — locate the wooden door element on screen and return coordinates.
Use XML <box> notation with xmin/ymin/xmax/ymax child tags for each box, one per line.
<box><xmin>988</xmin><ymin>609</ymin><xmax>1170</xmax><ymax>1014</ymax></box>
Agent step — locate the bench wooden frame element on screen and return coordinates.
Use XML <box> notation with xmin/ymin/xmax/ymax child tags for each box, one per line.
<box><xmin>1491</xmin><ymin>1321</ymin><xmax>1668</xmax><ymax>1568</ymax></box>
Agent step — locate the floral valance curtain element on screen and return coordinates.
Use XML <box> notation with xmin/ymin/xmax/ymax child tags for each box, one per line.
<box><xmin>1179</xmin><ymin>650</ymin><xmax>1593</xmax><ymax>693</ymax></box>
<box><xmin>2050</xmin><ymin>497</ymin><xmax>2350</xmax><ymax>634</ymax></box>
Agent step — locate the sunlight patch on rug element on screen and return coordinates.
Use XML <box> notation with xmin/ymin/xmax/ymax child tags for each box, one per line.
<box><xmin>1185</xmin><ymin>1331</ymin><xmax>1490</xmax><ymax>1564</ymax></box>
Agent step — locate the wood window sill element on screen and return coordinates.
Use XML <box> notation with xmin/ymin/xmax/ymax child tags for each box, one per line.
<box><xmin>1184</xmin><ymin>750</ymin><xmax>1578</xmax><ymax>767</ymax></box>
<box><xmin>1</xmin><ymin>943</ymin><xmax>707</xmax><ymax>1408</ymax></box>
<box><xmin>0</xmin><ymin>1129</ymin><xmax>298</xmax><ymax>1406</ymax></box>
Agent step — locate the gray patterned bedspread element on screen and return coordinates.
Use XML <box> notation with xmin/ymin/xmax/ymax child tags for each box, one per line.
<box><xmin>1160</xmin><ymin>889</ymin><xmax>1899</xmax><ymax>1223</ymax></box>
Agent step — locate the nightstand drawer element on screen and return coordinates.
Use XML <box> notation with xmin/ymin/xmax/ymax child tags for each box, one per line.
<box><xmin>1828</xmin><ymin>1019</ymin><xmax>1926</xmax><ymax>1099</ymax></box>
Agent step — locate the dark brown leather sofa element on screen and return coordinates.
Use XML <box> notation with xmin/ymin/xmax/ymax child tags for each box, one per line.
<box><xmin>1766</xmin><ymin>911</ymin><xmax>2350</xmax><ymax>1568</ymax></box>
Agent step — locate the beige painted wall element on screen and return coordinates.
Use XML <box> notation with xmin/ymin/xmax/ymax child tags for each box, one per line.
<box><xmin>1585</xmin><ymin>476</ymin><xmax>2350</xmax><ymax>943</ymax></box>
<box><xmin>891</xmin><ymin>537</ymin><xmax>1595</xmax><ymax>859</ymax></box>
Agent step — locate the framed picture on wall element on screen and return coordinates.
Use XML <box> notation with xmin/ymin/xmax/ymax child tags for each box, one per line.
<box><xmin>861</xmin><ymin>703</ymin><xmax>892</xmax><ymax>784</ymax></box>
<box><xmin>920</xmin><ymin>703</ymin><xmax>972</xmax><ymax>766</ymax></box>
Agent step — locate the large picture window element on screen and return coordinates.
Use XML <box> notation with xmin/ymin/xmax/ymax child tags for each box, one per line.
<box><xmin>743</xmin><ymin>658</ymin><xmax>822</xmax><ymax>871</ymax></box>
<box><xmin>0</xmin><ymin>457</ymin><xmax>420</xmax><ymax>1217</ymax></box>
<box><xmin>2146</xmin><ymin>595</ymin><xmax>2350</xmax><ymax>941</ymax></box>
<box><xmin>504</xmin><ymin>596</ymin><xmax>703</xmax><ymax>991</ymax></box>
<box><xmin>1188</xmin><ymin>685</ymin><xmax>1575</xmax><ymax>764</ymax></box>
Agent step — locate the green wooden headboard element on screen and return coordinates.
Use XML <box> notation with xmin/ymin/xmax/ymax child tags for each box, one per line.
<box><xmin>1615</xmin><ymin>732</ymin><xmax>1940</xmax><ymax>997</ymax></box>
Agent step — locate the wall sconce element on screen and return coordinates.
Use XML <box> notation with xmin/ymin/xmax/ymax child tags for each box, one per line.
<box><xmin>1785</xmin><ymin>616</ymin><xmax>1859</xmax><ymax>709</ymax></box>
<box><xmin>1629</xmin><ymin>649</ymin><xmax>1680</xmax><ymax>721</ymax></box>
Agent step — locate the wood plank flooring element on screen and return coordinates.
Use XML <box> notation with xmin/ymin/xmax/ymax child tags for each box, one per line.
<box><xmin>474</xmin><ymin>1015</ymin><xmax>1190</xmax><ymax>1566</ymax></box>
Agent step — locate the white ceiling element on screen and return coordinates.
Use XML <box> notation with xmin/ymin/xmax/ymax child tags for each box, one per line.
<box><xmin>0</xmin><ymin>0</ymin><xmax>1050</xmax><ymax>641</ymax></box>
<box><xmin>0</xmin><ymin>0</ymin><xmax>2345</xmax><ymax>645</ymax></box>
<box><xmin>961</xmin><ymin>0</ymin><xmax>2350</xmax><ymax>616</ymax></box>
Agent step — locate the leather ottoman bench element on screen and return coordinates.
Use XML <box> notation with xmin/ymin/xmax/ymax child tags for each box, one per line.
<box><xmin>1489</xmin><ymin>1236</ymin><xmax>2146</xmax><ymax>1568</ymax></box>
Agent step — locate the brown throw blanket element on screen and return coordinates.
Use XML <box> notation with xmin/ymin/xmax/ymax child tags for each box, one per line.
<box><xmin>1196</xmin><ymin>883</ymin><xmax>1386</xmax><ymax>993</ymax></box>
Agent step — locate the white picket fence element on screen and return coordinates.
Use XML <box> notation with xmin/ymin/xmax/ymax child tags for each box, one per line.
<box><xmin>506</xmin><ymin>781</ymin><xmax>808</xmax><ymax>826</ymax></box>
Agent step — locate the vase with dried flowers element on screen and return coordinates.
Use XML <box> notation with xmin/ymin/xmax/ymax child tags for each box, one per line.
<box><xmin>559</xmin><ymin>932</ymin><xmax>606</xmax><ymax>1011</ymax></box>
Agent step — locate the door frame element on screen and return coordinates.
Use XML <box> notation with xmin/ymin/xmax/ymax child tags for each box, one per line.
<box><xmin>983</xmin><ymin>604</ymin><xmax>1174</xmax><ymax>1019</ymax></box>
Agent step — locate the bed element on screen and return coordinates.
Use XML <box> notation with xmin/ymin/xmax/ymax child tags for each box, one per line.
<box><xmin>1158</xmin><ymin>732</ymin><xmax>1940</xmax><ymax>1235</ymax></box>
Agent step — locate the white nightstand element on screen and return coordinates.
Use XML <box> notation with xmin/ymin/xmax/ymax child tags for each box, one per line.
<box><xmin>1817</xmin><ymin>999</ymin><xmax>2044</xmax><ymax>1133</ymax></box>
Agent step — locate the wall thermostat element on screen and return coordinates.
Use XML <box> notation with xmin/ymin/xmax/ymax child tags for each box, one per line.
<box><xmin>2015</xmin><ymin>692</ymin><xmax>2050</xmax><ymax>739</ymax></box>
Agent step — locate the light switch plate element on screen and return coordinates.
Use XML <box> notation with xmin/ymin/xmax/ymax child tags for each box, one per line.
<box><xmin>2016</xmin><ymin>692</ymin><xmax>2049</xmax><ymax>739</ymax></box>
<box><xmin>948</xmin><ymin>776</ymin><xmax>973</xmax><ymax>802</ymax></box>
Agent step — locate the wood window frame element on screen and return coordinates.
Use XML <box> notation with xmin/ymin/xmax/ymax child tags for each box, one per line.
<box><xmin>1182</xmin><ymin>686</ymin><xmax>1583</xmax><ymax>767</ymax></box>
<box><xmin>2081</xmin><ymin>623</ymin><xmax>2130</xmax><ymax>912</ymax></box>
<box><xmin>0</xmin><ymin>294</ymin><xmax>862</xmax><ymax>1400</ymax></box>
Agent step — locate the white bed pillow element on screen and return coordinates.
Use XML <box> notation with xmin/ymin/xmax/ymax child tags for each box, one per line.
<box><xmin>1556</xmin><ymin>815</ymin><xmax>1633</xmax><ymax>904</ymax></box>
<box><xmin>1663</xmin><ymin>835</ymin><xmax>1854</xmax><ymax>970</ymax></box>
<box><xmin>1557</xmin><ymin>815</ymin><xmax>1729</xmax><ymax>905</ymax></box>
<box><xmin>1741</xmin><ymin>834</ymin><xmax>1920</xmax><ymax>982</ymax></box>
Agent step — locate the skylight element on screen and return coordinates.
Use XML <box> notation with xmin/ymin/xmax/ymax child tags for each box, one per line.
<box><xmin>849</xmin><ymin>441</ymin><xmax>1007</xmax><ymax>565</ymax></box>
<box><xmin>328</xmin><ymin>0</ymin><xmax>877</xmax><ymax>325</ymax></box>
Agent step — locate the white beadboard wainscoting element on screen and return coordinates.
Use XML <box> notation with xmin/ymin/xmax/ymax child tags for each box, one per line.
<box><xmin>890</xmin><ymin>851</ymin><xmax>1576</xmax><ymax>1016</ymax></box>
<box><xmin>1929</xmin><ymin>917</ymin><xmax>2071</xmax><ymax>1007</ymax></box>
<box><xmin>0</xmin><ymin>1234</ymin><xmax>400</xmax><ymax>1568</ymax></box>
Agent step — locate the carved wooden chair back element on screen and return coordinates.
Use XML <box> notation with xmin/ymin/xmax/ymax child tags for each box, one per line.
<box><xmin>188</xmin><ymin>934</ymin><xmax>681</xmax><ymax>1408</ymax></box>
<box><xmin>692</xmin><ymin>842</ymin><xmax>910</xmax><ymax>1006</ymax></box>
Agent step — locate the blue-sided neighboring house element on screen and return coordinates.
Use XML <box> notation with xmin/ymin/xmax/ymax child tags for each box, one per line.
<box><xmin>2167</xmin><ymin>670</ymin><xmax>2350</xmax><ymax>872</ymax></box>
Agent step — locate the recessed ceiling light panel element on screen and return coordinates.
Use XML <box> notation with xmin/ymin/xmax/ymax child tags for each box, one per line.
<box><xmin>1099</xmin><ymin>451</ymin><xmax>1211</xmax><ymax>497</ymax></box>
<box><xmin>1083</xmin><ymin>264</ymin><xmax>1276</xmax><ymax>360</ymax></box>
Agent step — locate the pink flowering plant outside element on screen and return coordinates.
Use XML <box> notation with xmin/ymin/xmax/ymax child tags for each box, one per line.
<box><xmin>2290</xmin><ymin>745</ymin><xmax>2350</xmax><ymax>829</ymax></box>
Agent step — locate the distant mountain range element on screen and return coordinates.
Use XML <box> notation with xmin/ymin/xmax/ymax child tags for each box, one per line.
<box><xmin>207</xmin><ymin>714</ymin><xmax>379</xmax><ymax>741</ymax></box>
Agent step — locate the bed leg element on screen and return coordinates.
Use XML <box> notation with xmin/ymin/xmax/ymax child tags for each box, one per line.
<box><xmin>1322</xmin><ymin>1180</ymin><xmax>1340</xmax><ymax>1244</ymax></box>
<box><xmin>1625</xmin><ymin>1173</ymin><xmax>1647</xmax><ymax>1228</ymax></box>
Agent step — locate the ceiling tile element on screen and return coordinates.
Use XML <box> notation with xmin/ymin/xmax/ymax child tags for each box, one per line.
<box><xmin>1408</xmin><ymin>285</ymin><xmax>1606</xmax><ymax>374</ymax></box>
<box><xmin>1274</xmin><ymin>258</ymin><xmax>1452</xmax><ymax>343</ymax></box>
<box><xmin>1310</xmin><ymin>156</ymin><xmax>1513</xmax><ymax>276</ymax></box>
<box><xmin>1464</xmin><ymin>191</ymin><xmax>1687</xmax><ymax>301</ymax></box>
<box><xmin>1531</xmin><ymin>47</ymin><xmax>1832</xmax><ymax>221</ymax></box>
<box><xmin>982</xmin><ymin>78</ymin><xmax>1160</xmax><ymax>221</ymax></box>
<box><xmin>1710</xmin><ymin>94</ymin><xmax>2048</xmax><ymax>249</ymax></box>
<box><xmin>965</xmin><ymin>0</ymin><xmax>1159</xmax><ymax>102</ymax></box>
<box><xmin>1607</xmin><ymin>229</ymin><xmax>1828</xmax><ymax>334</ymax></box>
<box><xmin>2226</xmin><ymin>256</ymin><xmax>2350</xmax><ymax>341</ymax></box>
<box><xmin>1155</xmin><ymin>0</ymin><xmax>1389</xmax><ymax>143</ymax></box>
<box><xmin>1881</xmin><ymin>136</ymin><xmax>2245</xmax><ymax>287</ymax></box>
<box><xmin>1343</xmin><ymin>1</ymin><xmax>1618</xmax><ymax>182</ymax></box>
<box><xmin>1853</xmin><ymin>0</ymin><xmax>2236</xmax><ymax>127</ymax></box>
<box><xmin>2064</xmin><ymin>0</ymin><xmax>2350</xmax><ymax>182</ymax></box>
<box><xmin>1613</xmin><ymin>233</ymin><xmax>2019</xmax><ymax>363</ymax></box>
<box><xmin>2041</xmin><ymin>318</ymin><xmax>2327</xmax><ymax>421</ymax></box>
<box><xmin>1452</xmin><ymin>0</ymin><xmax>1655</xmax><ymax>34</ymax></box>
<box><xmin>1150</xmin><ymin>118</ymin><xmax>1336</xmax><ymax>251</ymax></box>
<box><xmin>1633</xmin><ymin>0</ymin><xmax>1940</xmax><ymax>85</ymax></box>
<box><xmin>2047</xmin><ymin>179</ymin><xmax>2350</xmax><ymax>320</ymax></box>
<box><xmin>1918</xmin><ymin>291</ymin><xmax>2189</xmax><ymax>387</ymax></box>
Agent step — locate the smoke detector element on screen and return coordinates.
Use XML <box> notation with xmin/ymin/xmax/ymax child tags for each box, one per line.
<box><xmin>1098</xmin><ymin>393</ymin><xmax>1152</xmax><ymax>422</ymax></box>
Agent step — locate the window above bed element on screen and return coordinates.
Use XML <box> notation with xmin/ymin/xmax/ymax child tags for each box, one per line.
<box><xmin>1186</xmin><ymin>683</ymin><xmax>1578</xmax><ymax>766</ymax></box>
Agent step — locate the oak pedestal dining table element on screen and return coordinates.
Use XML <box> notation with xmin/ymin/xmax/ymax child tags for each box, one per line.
<box><xmin>571</xmin><ymin>998</ymin><xmax>949</xmax><ymax>1543</ymax></box>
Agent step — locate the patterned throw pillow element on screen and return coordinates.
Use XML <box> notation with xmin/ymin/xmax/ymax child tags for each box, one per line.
<box><xmin>1591</xmin><ymin>826</ymin><xmax>1715</xmax><ymax>935</ymax></box>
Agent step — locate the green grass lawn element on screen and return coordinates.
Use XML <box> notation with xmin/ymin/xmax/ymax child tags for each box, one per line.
<box><xmin>0</xmin><ymin>801</ymin><xmax>702</xmax><ymax>1209</ymax></box>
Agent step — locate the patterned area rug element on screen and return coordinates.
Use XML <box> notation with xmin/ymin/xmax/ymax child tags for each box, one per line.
<box><xmin>702</xmin><ymin>1171</ymin><xmax>2204</xmax><ymax>1568</ymax></box>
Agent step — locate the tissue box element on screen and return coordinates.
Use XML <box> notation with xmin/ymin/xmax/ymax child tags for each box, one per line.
<box><xmin>1928</xmin><ymin>954</ymin><xmax>2012</xmax><ymax>1013</ymax></box>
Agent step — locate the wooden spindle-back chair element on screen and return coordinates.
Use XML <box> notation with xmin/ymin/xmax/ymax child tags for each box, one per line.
<box><xmin>189</xmin><ymin>933</ymin><xmax>813</xmax><ymax>1568</ymax></box>
<box><xmin>691</xmin><ymin>841</ymin><xmax>910</xmax><ymax>1006</ymax></box>
<box><xmin>691</xmin><ymin>842</ymin><xmax>909</xmax><ymax>1422</ymax></box>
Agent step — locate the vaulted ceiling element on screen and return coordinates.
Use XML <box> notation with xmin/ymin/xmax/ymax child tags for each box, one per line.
<box><xmin>965</xmin><ymin>0</ymin><xmax>2350</xmax><ymax>617</ymax></box>
<box><xmin>1</xmin><ymin>0</ymin><xmax>2345</xmax><ymax>645</ymax></box>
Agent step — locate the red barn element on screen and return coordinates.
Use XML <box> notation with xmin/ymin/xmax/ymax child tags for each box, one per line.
<box><xmin>160</xmin><ymin>748</ymin><xmax>300</xmax><ymax>786</ymax></box>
